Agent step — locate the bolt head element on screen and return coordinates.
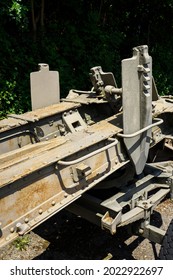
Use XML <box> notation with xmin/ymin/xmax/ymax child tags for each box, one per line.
<box><xmin>10</xmin><ymin>227</ymin><xmax>15</xmax><ymax>233</ymax></box>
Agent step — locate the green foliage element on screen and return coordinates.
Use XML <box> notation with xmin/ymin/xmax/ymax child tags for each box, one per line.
<box><xmin>9</xmin><ymin>0</ymin><xmax>29</xmax><ymax>28</ymax></box>
<box><xmin>0</xmin><ymin>0</ymin><xmax>173</xmax><ymax>118</ymax></box>
<box><xmin>13</xmin><ymin>235</ymin><xmax>30</xmax><ymax>251</ymax></box>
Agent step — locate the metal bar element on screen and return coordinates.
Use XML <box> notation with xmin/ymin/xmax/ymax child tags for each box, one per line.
<box><xmin>142</xmin><ymin>224</ymin><xmax>166</xmax><ymax>244</ymax></box>
<box><xmin>57</xmin><ymin>137</ymin><xmax>118</xmax><ymax>166</ymax></box>
<box><xmin>0</xmin><ymin>130</ymin><xmax>40</xmax><ymax>142</ymax></box>
<box><xmin>117</xmin><ymin>118</ymin><xmax>163</xmax><ymax>138</ymax></box>
<box><xmin>8</xmin><ymin>114</ymin><xmax>38</xmax><ymax>122</ymax></box>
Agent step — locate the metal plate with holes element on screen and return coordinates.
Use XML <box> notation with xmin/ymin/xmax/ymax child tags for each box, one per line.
<box><xmin>122</xmin><ymin>45</ymin><xmax>152</xmax><ymax>174</ymax></box>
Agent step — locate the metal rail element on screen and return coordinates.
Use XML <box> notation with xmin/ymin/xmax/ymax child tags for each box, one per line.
<box><xmin>57</xmin><ymin>137</ymin><xmax>118</xmax><ymax>166</ymax></box>
<box><xmin>117</xmin><ymin>118</ymin><xmax>163</xmax><ymax>138</ymax></box>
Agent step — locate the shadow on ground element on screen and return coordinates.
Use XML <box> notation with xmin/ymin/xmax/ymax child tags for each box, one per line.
<box><xmin>33</xmin><ymin>209</ymin><xmax>162</xmax><ymax>260</ymax></box>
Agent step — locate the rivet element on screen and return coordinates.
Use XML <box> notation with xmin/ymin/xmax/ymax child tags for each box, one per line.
<box><xmin>10</xmin><ymin>227</ymin><xmax>15</xmax><ymax>233</ymax></box>
<box><xmin>25</xmin><ymin>218</ymin><xmax>29</xmax><ymax>223</ymax></box>
<box><xmin>52</xmin><ymin>201</ymin><xmax>56</xmax><ymax>206</ymax></box>
<box><xmin>64</xmin><ymin>194</ymin><xmax>68</xmax><ymax>198</ymax></box>
<box><xmin>39</xmin><ymin>209</ymin><xmax>43</xmax><ymax>214</ymax></box>
<box><xmin>139</xmin><ymin>228</ymin><xmax>144</xmax><ymax>234</ymax></box>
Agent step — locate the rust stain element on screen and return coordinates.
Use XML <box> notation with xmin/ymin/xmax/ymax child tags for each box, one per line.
<box><xmin>0</xmin><ymin>174</ymin><xmax>62</xmax><ymax>227</ymax></box>
<box><xmin>87</xmin><ymin>151</ymin><xmax>107</xmax><ymax>180</ymax></box>
<box><xmin>24</xmin><ymin>102</ymin><xmax>80</xmax><ymax>120</ymax></box>
<box><xmin>0</xmin><ymin>137</ymin><xmax>67</xmax><ymax>171</ymax></box>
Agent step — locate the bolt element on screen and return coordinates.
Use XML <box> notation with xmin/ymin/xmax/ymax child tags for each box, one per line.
<box><xmin>10</xmin><ymin>227</ymin><xmax>15</xmax><ymax>233</ymax></box>
<box><xmin>139</xmin><ymin>228</ymin><xmax>144</xmax><ymax>234</ymax></box>
<box><xmin>16</xmin><ymin>222</ymin><xmax>22</xmax><ymax>228</ymax></box>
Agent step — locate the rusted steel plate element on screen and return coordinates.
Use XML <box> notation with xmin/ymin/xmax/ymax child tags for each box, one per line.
<box><xmin>0</xmin><ymin>115</ymin><xmax>123</xmax><ymax>188</ymax></box>
<box><xmin>0</xmin><ymin>102</ymin><xmax>80</xmax><ymax>133</ymax></box>
<box><xmin>0</xmin><ymin>139</ymin><xmax>128</xmax><ymax>247</ymax></box>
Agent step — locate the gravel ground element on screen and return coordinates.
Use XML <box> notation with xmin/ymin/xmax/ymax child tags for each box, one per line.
<box><xmin>0</xmin><ymin>198</ymin><xmax>172</xmax><ymax>260</ymax></box>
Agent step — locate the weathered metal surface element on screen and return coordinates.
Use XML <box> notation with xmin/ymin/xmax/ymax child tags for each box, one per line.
<box><xmin>67</xmin><ymin>163</ymin><xmax>172</xmax><ymax>237</ymax></box>
<box><xmin>0</xmin><ymin>102</ymin><xmax>80</xmax><ymax>155</ymax></box>
<box><xmin>30</xmin><ymin>63</ymin><xmax>60</xmax><ymax>110</ymax></box>
<box><xmin>0</xmin><ymin>112</ymin><xmax>128</xmax><ymax>246</ymax></box>
<box><xmin>122</xmin><ymin>45</ymin><xmax>152</xmax><ymax>175</ymax></box>
<box><xmin>0</xmin><ymin>102</ymin><xmax>80</xmax><ymax>133</ymax></box>
<box><xmin>1</xmin><ymin>45</ymin><xmax>173</xmax><ymax>249</ymax></box>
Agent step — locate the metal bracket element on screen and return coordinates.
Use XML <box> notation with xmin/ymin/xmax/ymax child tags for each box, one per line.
<box><xmin>139</xmin><ymin>224</ymin><xmax>166</xmax><ymax>244</ymax></box>
<box><xmin>89</xmin><ymin>66</ymin><xmax>117</xmax><ymax>97</ymax></box>
<box><xmin>101</xmin><ymin>211</ymin><xmax>121</xmax><ymax>235</ymax></box>
<box><xmin>16</xmin><ymin>222</ymin><xmax>31</xmax><ymax>236</ymax></box>
<box><xmin>71</xmin><ymin>163</ymin><xmax>92</xmax><ymax>182</ymax></box>
<box><xmin>62</xmin><ymin>109</ymin><xmax>87</xmax><ymax>133</ymax></box>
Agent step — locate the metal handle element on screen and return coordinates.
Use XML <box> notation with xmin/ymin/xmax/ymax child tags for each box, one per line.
<box><xmin>57</xmin><ymin>138</ymin><xmax>118</xmax><ymax>166</ymax></box>
<box><xmin>117</xmin><ymin>118</ymin><xmax>163</xmax><ymax>139</ymax></box>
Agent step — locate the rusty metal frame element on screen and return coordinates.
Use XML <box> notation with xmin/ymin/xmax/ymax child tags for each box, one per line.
<box><xmin>67</xmin><ymin>162</ymin><xmax>172</xmax><ymax>243</ymax></box>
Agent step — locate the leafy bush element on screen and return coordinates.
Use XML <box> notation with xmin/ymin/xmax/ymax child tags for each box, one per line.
<box><xmin>1</xmin><ymin>0</ymin><xmax>173</xmax><ymax>118</ymax></box>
